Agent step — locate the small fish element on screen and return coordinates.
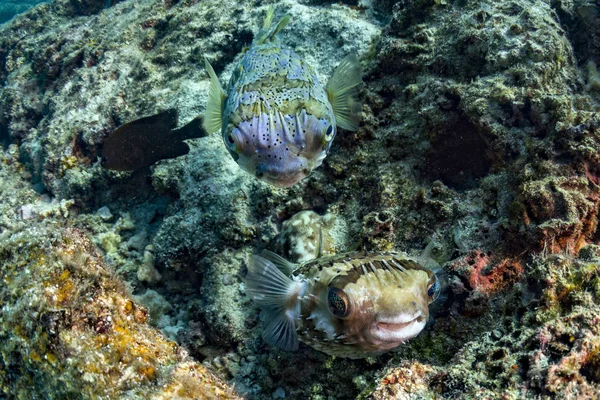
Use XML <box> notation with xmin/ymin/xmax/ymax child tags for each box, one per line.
<box><xmin>245</xmin><ymin>250</ymin><xmax>445</xmax><ymax>358</ymax></box>
<box><xmin>204</xmin><ymin>7</ymin><xmax>362</xmax><ymax>187</ymax></box>
<box><xmin>101</xmin><ymin>109</ymin><xmax>205</xmax><ymax>171</ymax></box>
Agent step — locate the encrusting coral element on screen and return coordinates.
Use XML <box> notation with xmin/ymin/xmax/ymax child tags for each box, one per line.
<box><xmin>0</xmin><ymin>212</ymin><xmax>239</xmax><ymax>398</ymax></box>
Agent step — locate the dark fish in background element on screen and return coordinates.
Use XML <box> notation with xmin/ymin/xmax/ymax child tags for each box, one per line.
<box><xmin>101</xmin><ymin>109</ymin><xmax>206</xmax><ymax>171</ymax></box>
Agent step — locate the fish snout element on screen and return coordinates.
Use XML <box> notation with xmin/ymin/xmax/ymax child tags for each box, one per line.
<box><xmin>255</xmin><ymin>161</ymin><xmax>311</xmax><ymax>187</ymax></box>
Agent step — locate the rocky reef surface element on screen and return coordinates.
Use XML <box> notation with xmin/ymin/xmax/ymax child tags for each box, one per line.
<box><xmin>0</xmin><ymin>0</ymin><xmax>599</xmax><ymax>398</ymax></box>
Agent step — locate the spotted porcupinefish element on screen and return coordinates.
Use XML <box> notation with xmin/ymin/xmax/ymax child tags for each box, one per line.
<box><xmin>245</xmin><ymin>250</ymin><xmax>445</xmax><ymax>358</ymax></box>
<box><xmin>101</xmin><ymin>7</ymin><xmax>360</xmax><ymax>185</ymax></box>
<box><xmin>204</xmin><ymin>7</ymin><xmax>362</xmax><ymax>187</ymax></box>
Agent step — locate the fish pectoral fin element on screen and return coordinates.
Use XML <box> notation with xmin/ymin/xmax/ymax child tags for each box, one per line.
<box><xmin>259</xmin><ymin>250</ymin><xmax>298</xmax><ymax>275</ymax></box>
<box><xmin>245</xmin><ymin>255</ymin><xmax>298</xmax><ymax>308</ymax></box>
<box><xmin>261</xmin><ymin>308</ymin><xmax>299</xmax><ymax>351</ymax></box>
<box><xmin>203</xmin><ymin>58</ymin><xmax>226</xmax><ymax>134</ymax></box>
<box><xmin>245</xmin><ymin>254</ymin><xmax>301</xmax><ymax>351</ymax></box>
<box><xmin>326</xmin><ymin>54</ymin><xmax>362</xmax><ymax>131</ymax></box>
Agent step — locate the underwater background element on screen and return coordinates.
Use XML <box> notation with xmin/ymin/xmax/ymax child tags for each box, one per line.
<box><xmin>0</xmin><ymin>0</ymin><xmax>48</xmax><ymax>24</ymax></box>
<box><xmin>0</xmin><ymin>0</ymin><xmax>600</xmax><ymax>398</ymax></box>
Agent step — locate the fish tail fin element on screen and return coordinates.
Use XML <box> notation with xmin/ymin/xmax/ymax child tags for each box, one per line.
<box><xmin>326</xmin><ymin>54</ymin><xmax>362</xmax><ymax>131</ymax></box>
<box><xmin>165</xmin><ymin>141</ymin><xmax>191</xmax><ymax>160</ymax></box>
<box><xmin>255</xmin><ymin>6</ymin><xmax>290</xmax><ymax>44</ymax></box>
<box><xmin>245</xmin><ymin>254</ymin><xmax>303</xmax><ymax>351</ymax></box>
<box><xmin>203</xmin><ymin>58</ymin><xmax>226</xmax><ymax>134</ymax></box>
<box><xmin>172</xmin><ymin>115</ymin><xmax>207</xmax><ymax>141</ymax></box>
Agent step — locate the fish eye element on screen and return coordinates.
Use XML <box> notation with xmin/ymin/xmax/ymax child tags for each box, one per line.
<box><xmin>325</xmin><ymin>125</ymin><xmax>334</xmax><ymax>138</ymax></box>
<box><xmin>327</xmin><ymin>287</ymin><xmax>351</xmax><ymax>319</ymax></box>
<box><xmin>427</xmin><ymin>277</ymin><xmax>441</xmax><ymax>301</ymax></box>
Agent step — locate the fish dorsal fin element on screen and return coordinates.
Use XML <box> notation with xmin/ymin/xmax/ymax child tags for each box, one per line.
<box><xmin>260</xmin><ymin>250</ymin><xmax>298</xmax><ymax>276</ymax></box>
<box><xmin>245</xmin><ymin>254</ymin><xmax>302</xmax><ymax>351</ymax></box>
<box><xmin>255</xmin><ymin>6</ymin><xmax>290</xmax><ymax>44</ymax></box>
<box><xmin>203</xmin><ymin>58</ymin><xmax>226</xmax><ymax>134</ymax></box>
<box><xmin>326</xmin><ymin>54</ymin><xmax>362</xmax><ymax>131</ymax></box>
<box><xmin>419</xmin><ymin>240</ymin><xmax>435</xmax><ymax>262</ymax></box>
<box><xmin>145</xmin><ymin>108</ymin><xmax>178</xmax><ymax>129</ymax></box>
<box><xmin>418</xmin><ymin>240</ymin><xmax>441</xmax><ymax>271</ymax></box>
<box><xmin>262</xmin><ymin>5</ymin><xmax>275</xmax><ymax>30</ymax></box>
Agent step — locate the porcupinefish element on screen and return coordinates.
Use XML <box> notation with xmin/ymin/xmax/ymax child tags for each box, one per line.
<box><xmin>204</xmin><ymin>7</ymin><xmax>362</xmax><ymax>187</ymax></box>
<box><xmin>245</xmin><ymin>250</ymin><xmax>444</xmax><ymax>358</ymax></box>
<box><xmin>101</xmin><ymin>8</ymin><xmax>360</xmax><ymax>184</ymax></box>
<box><xmin>101</xmin><ymin>109</ymin><xmax>205</xmax><ymax>171</ymax></box>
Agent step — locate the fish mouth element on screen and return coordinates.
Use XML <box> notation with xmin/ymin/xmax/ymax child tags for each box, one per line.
<box><xmin>263</xmin><ymin>170</ymin><xmax>307</xmax><ymax>187</ymax></box>
<box><xmin>258</xmin><ymin>163</ymin><xmax>311</xmax><ymax>187</ymax></box>
<box><xmin>371</xmin><ymin>313</ymin><xmax>427</xmax><ymax>343</ymax></box>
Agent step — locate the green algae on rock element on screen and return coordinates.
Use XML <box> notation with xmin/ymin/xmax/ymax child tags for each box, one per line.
<box><xmin>0</xmin><ymin>224</ymin><xmax>239</xmax><ymax>399</ymax></box>
<box><xmin>0</xmin><ymin>142</ymin><xmax>237</xmax><ymax>398</ymax></box>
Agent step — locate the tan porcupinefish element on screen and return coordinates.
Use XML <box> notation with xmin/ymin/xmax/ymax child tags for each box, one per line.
<box><xmin>245</xmin><ymin>250</ymin><xmax>444</xmax><ymax>358</ymax></box>
<box><xmin>204</xmin><ymin>7</ymin><xmax>362</xmax><ymax>187</ymax></box>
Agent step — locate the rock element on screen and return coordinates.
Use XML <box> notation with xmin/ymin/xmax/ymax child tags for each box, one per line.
<box><xmin>137</xmin><ymin>247</ymin><xmax>162</xmax><ymax>284</ymax></box>
<box><xmin>276</xmin><ymin>210</ymin><xmax>339</xmax><ymax>263</ymax></box>
<box><xmin>272</xmin><ymin>386</ymin><xmax>286</xmax><ymax>399</ymax></box>
<box><xmin>96</xmin><ymin>206</ymin><xmax>113</xmax><ymax>221</ymax></box>
<box><xmin>0</xmin><ymin>224</ymin><xmax>239</xmax><ymax>398</ymax></box>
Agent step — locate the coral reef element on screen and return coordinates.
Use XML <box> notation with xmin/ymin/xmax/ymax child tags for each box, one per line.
<box><xmin>0</xmin><ymin>155</ymin><xmax>238</xmax><ymax>398</ymax></box>
<box><xmin>0</xmin><ymin>0</ymin><xmax>599</xmax><ymax>398</ymax></box>
<box><xmin>363</xmin><ymin>251</ymin><xmax>600</xmax><ymax>399</ymax></box>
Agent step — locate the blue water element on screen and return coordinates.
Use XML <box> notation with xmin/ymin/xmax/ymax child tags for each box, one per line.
<box><xmin>0</xmin><ymin>0</ymin><xmax>49</xmax><ymax>24</ymax></box>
